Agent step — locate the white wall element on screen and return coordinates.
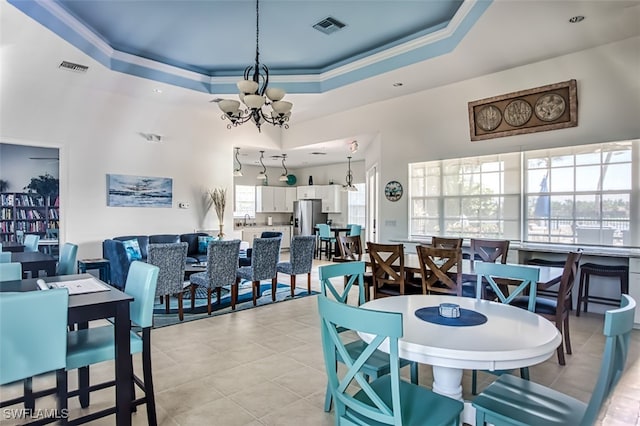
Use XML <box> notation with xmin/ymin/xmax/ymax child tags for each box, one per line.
<box><xmin>0</xmin><ymin>144</ymin><xmax>59</xmax><ymax>192</ymax></box>
<box><xmin>284</xmin><ymin>36</ymin><xmax>640</xmax><ymax>242</ymax></box>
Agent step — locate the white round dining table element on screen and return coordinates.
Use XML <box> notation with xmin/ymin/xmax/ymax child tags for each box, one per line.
<box><xmin>358</xmin><ymin>295</ymin><xmax>562</xmax><ymax>424</ymax></box>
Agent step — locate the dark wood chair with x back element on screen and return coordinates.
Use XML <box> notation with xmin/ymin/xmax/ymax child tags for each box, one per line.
<box><xmin>367</xmin><ymin>242</ymin><xmax>406</xmax><ymax>298</ymax></box>
<box><xmin>416</xmin><ymin>245</ymin><xmax>463</xmax><ymax>296</ymax></box>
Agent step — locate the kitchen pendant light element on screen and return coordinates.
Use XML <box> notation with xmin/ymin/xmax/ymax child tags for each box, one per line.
<box><xmin>278</xmin><ymin>153</ymin><xmax>289</xmax><ymax>182</ymax></box>
<box><xmin>257</xmin><ymin>150</ymin><xmax>267</xmax><ymax>180</ymax></box>
<box><xmin>233</xmin><ymin>147</ymin><xmax>243</xmax><ymax>177</ymax></box>
<box><xmin>342</xmin><ymin>156</ymin><xmax>357</xmax><ymax>192</ymax></box>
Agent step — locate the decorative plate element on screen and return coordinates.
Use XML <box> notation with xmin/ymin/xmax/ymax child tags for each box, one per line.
<box><xmin>384</xmin><ymin>181</ymin><xmax>403</xmax><ymax>202</ymax></box>
<box><xmin>534</xmin><ymin>93</ymin><xmax>566</xmax><ymax>122</ymax></box>
<box><xmin>286</xmin><ymin>174</ymin><xmax>297</xmax><ymax>185</ymax></box>
<box><xmin>475</xmin><ymin>105</ymin><xmax>502</xmax><ymax>131</ymax></box>
<box><xmin>504</xmin><ymin>99</ymin><xmax>532</xmax><ymax>127</ymax></box>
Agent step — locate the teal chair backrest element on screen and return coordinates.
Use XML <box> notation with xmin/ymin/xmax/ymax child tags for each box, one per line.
<box><xmin>0</xmin><ymin>252</ymin><xmax>11</xmax><ymax>263</ymax></box>
<box><xmin>317</xmin><ymin>295</ymin><xmax>404</xmax><ymax>425</ymax></box>
<box><xmin>57</xmin><ymin>242</ymin><xmax>78</xmax><ymax>275</ymax></box>
<box><xmin>349</xmin><ymin>224</ymin><xmax>361</xmax><ymax>236</ymax></box>
<box><xmin>317</xmin><ymin>224</ymin><xmax>331</xmax><ymax>239</ymax></box>
<box><xmin>319</xmin><ymin>261</ymin><xmax>365</xmax><ymax>306</ymax></box>
<box><xmin>0</xmin><ymin>262</ymin><xmax>22</xmax><ymax>282</ymax></box>
<box><xmin>125</xmin><ymin>261</ymin><xmax>159</xmax><ymax>328</ymax></box>
<box><xmin>23</xmin><ymin>234</ymin><xmax>40</xmax><ymax>252</ymax></box>
<box><xmin>475</xmin><ymin>262</ymin><xmax>539</xmax><ymax>311</ymax></box>
<box><xmin>582</xmin><ymin>294</ymin><xmax>636</xmax><ymax>425</ymax></box>
<box><xmin>0</xmin><ymin>288</ymin><xmax>68</xmax><ymax>385</ymax></box>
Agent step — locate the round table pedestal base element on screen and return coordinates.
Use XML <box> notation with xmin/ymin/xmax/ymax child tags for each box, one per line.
<box><xmin>432</xmin><ymin>366</ymin><xmax>463</xmax><ymax>400</ymax></box>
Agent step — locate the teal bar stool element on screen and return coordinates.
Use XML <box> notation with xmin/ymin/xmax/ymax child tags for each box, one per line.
<box><xmin>317</xmin><ymin>295</ymin><xmax>463</xmax><ymax>424</ymax></box>
<box><xmin>66</xmin><ymin>261</ymin><xmax>159</xmax><ymax>425</ymax></box>
<box><xmin>348</xmin><ymin>224</ymin><xmax>361</xmax><ymax>236</ymax></box>
<box><xmin>473</xmin><ymin>294</ymin><xmax>636</xmax><ymax>426</ymax></box>
<box><xmin>0</xmin><ymin>289</ymin><xmax>69</xmax><ymax>418</ymax></box>
<box><xmin>316</xmin><ymin>224</ymin><xmax>335</xmax><ymax>260</ymax></box>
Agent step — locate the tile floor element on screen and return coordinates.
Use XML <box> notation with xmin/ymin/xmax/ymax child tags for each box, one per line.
<box><xmin>1</xmin><ymin>258</ymin><xmax>639</xmax><ymax>425</ymax></box>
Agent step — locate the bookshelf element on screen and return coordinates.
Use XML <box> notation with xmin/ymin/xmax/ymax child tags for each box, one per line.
<box><xmin>0</xmin><ymin>192</ymin><xmax>59</xmax><ymax>242</ymax></box>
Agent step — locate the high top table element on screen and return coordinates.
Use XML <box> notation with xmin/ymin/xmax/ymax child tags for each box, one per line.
<box><xmin>358</xmin><ymin>294</ymin><xmax>562</xmax><ymax>425</ymax></box>
<box><xmin>0</xmin><ymin>274</ymin><xmax>135</xmax><ymax>425</ymax></box>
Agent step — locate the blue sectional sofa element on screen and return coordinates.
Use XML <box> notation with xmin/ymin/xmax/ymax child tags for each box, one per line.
<box><xmin>102</xmin><ymin>232</ymin><xmax>210</xmax><ymax>289</ymax></box>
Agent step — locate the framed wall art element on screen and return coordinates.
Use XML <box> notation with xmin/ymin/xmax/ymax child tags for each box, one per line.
<box><xmin>107</xmin><ymin>174</ymin><xmax>173</xmax><ymax>207</ymax></box>
<box><xmin>468</xmin><ymin>79</ymin><xmax>578</xmax><ymax>141</ymax></box>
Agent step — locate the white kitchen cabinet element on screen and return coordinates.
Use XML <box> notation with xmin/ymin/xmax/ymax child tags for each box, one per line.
<box><xmin>296</xmin><ymin>185</ymin><xmax>317</xmax><ymax>200</ymax></box>
<box><xmin>321</xmin><ymin>185</ymin><xmax>342</xmax><ymax>213</ymax></box>
<box><xmin>242</xmin><ymin>226</ymin><xmax>291</xmax><ymax>250</ymax></box>
<box><xmin>284</xmin><ymin>187</ymin><xmax>296</xmax><ymax>212</ymax></box>
<box><xmin>256</xmin><ymin>186</ymin><xmax>290</xmax><ymax>212</ymax></box>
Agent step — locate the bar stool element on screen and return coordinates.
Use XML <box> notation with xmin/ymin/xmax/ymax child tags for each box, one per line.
<box><xmin>576</xmin><ymin>263</ymin><xmax>629</xmax><ymax>316</ymax></box>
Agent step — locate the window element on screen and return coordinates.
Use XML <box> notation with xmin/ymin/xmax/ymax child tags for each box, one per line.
<box><xmin>524</xmin><ymin>142</ymin><xmax>633</xmax><ymax>246</ymax></box>
<box><xmin>409</xmin><ymin>140</ymin><xmax>637</xmax><ymax>247</ymax></box>
<box><xmin>410</xmin><ymin>153</ymin><xmax>520</xmax><ymax>240</ymax></box>
<box><xmin>348</xmin><ymin>183</ymin><xmax>366</xmax><ymax>226</ymax></box>
<box><xmin>234</xmin><ymin>185</ymin><xmax>255</xmax><ymax>218</ymax></box>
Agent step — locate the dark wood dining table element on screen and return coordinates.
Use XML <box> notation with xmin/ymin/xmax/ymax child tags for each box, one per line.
<box><xmin>1</xmin><ymin>241</ymin><xmax>25</xmax><ymax>252</ymax></box>
<box><xmin>10</xmin><ymin>251</ymin><xmax>57</xmax><ymax>278</ymax></box>
<box><xmin>0</xmin><ymin>274</ymin><xmax>135</xmax><ymax>426</ymax></box>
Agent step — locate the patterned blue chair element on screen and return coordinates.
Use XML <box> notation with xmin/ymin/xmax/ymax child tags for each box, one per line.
<box><xmin>239</xmin><ymin>231</ymin><xmax>282</xmax><ymax>267</ymax></box>
<box><xmin>473</xmin><ymin>294</ymin><xmax>636</xmax><ymax>426</ymax></box>
<box><xmin>190</xmin><ymin>240</ymin><xmax>240</xmax><ymax>315</ymax></box>
<box><xmin>277</xmin><ymin>235</ymin><xmax>315</xmax><ymax>297</ymax></box>
<box><xmin>235</xmin><ymin>237</ymin><xmax>280</xmax><ymax>310</ymax></box>
<box><xmin>147</xmin><ymin>242</ymin><xmax>188</xmax><ymax>320</ymax></box>
<box><xmin>56</xmin><ymin>242</ymin><xmax>78</xmax><ymax>275</ymax></box>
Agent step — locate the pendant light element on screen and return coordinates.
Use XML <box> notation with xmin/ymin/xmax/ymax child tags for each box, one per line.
<box><xmin>257</xmin><ymin>150</ymin><xmax>267</xmax><ymax>180</ymax></box>
<box><xmin>342</xmin><ymin>156</ymin><xmax>357</xmax><ymax>191</ymax></box>
<box><xmin>278</xmin><ymin>154</ymin><xmax>289</xmax><ymax>182</ymax></box>
<box><xmin>233</xmin><ymin>147</ymin><xmax>243</xmax><ymax>177</ymax></box>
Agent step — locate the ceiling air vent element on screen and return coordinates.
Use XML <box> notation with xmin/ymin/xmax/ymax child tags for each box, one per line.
<box><xmin>58</xmin><ymin>61</ymin><xmax>88</xmax><ymax>73</ymax></box>
<box><xmin>312</xmin><ymin>17</ymin><xmax>346</xmax><ymax>35</ymax></box>
<box><xmin>310</xmin><ymin>152</ymin><xmax>327</xmax><ymax>155</ymax></box>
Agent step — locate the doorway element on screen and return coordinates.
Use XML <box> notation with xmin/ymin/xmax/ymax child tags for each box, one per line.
<box><xmin>366</xmin><ymin>164</ymin><xmax>378</xmax><ymax>243</ymax></box>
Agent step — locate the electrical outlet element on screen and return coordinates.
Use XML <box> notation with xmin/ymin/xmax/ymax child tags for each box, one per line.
<box><xmin>178</xmin><ymin>202</ymin><xmax>190</xmax><ymax>209</ymax></box>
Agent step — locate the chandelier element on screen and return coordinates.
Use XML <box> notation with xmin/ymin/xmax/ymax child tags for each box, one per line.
<box><xmin>278</xmin><ymin>154</ymin><xmax>289</xmax><ymax>182</ymax></box>
<box><xmin>217</xmin><ymin>0</ymin><xmax>292</xmax><ymax>132</ymax></box>
<box><xmin>233</xmin><ymin>147</ymin><xmax>243</xmax><ymax>177</ymax></box>
<box><xmin>343</xmin><ymin>156</ymin><xmax>357</xmax><ymax>192</ymax></box>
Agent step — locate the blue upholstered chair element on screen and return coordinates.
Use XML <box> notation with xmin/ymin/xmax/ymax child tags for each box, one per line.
<box><xmin>473</xmin><ymin>294</ymin><xmax>636</xmax><ymax>426</ymax></box>
<box><xmin>276</xmin><ymin>235</ymin><xmax>315</xmax><ymax>297</ymax></box>
<box><xmin>348</xmin><ymin>224</ymin><xmax>361</xmax><ymax>236</ymax></box>
<box><xmin>0</xmin><ymin>251</ymin><xmax>11</xmax><ymax>263</ymax></box>
<box><xmin>0</xmin><ymin>262</ymin><xmax>22</xmax><ymax>282</ymax></box>
<box><xmin>235</xmin><ymin>237</ymin><xmax>280</xmax><ymax>310</ymax></box>
<box><xmin>66</xmin><ymin>261</ymin><xmax>159</xmax><ymax>424</ymax></box>
<box><xmin>316</xmin><ymin>224</ymin><xmax>335</xmax><ymax>260</ymax></box>
<box><xmin>56</xmin><ymin>242</ymin><xmax>78</xmax><ymax>275</ymax></box>
<box><xmin>0</xmin><ymin>289</ymin><xmax>68</xmax><ymax>415</ymax></box>
<box><xmin>318</xmin><ymin>262</ymin><xmax>418</xmax><ymax>413</ymax></box>
<box><xmin>190</xmin><ymin>239</ymin><xmax>240</xmax><ymax>314</ymax></box>
<box><xmin>239</xmin><ymin>231</ymin><xmax>282</xmax><ymax>267</ymax></box>
<box><xmin>471</xmin><ymin>262</ymin><xmax>540</xmax><ymax>395</ymax></box>
<box><xmin>147</xmin><ymin>242</ymin><xmax>188</xmax><ymax>320</ymax></box>
<box><xmin>317</xmin><ymin>295</ymin><xmax>463</xmax><ymax>425</ymax></box>
<box><xmin>23</xmin><ymin>234</ymin><xmax>40</xmax><ymax>252</ymax></box>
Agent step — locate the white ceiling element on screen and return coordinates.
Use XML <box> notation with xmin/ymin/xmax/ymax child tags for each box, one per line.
<box><xmin>2</xmin><ymin>1</ymin><xmax>639</xmax><ymax>167</ymax></box>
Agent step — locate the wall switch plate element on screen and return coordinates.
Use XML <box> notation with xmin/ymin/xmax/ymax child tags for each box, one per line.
<box><xmin>178</xmin><ymin>202</ymin><xmax>190</xmax><ymax>209</ymax></box>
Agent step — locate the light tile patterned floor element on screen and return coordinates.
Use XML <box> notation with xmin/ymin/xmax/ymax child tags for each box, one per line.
<box><xmin>1</xmin><ymin>258</ymin><xmax>639</xmax><ymax>425</ymax></box>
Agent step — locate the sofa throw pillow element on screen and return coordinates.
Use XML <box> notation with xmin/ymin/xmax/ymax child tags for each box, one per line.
<box><xmin>198</xmin><ymin>236</ymin><xmax>216</xmax><ymax>253</ymax></box>
<box><xmin>122</xmin><ymin>239</ymin><xmax>142</xmax><ymax>261</ymax></box>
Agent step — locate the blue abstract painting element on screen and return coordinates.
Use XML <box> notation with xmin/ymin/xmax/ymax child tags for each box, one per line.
<box><xmin>107</xmin><ymin>174</ymin><xmax>172</xmax><ymax>207</ymax></box>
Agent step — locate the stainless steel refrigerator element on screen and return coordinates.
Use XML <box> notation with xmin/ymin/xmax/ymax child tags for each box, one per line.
<box><xmin>293</xmin><ymin>199</ymin><xmax>327</xmax><ymax>236</ymax></box>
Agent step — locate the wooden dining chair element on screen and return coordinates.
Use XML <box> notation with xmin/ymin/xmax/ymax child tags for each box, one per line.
<box><xmin>334</xmin><ymin>235</ymin><xmax>374</xmax><ymax>300</ymax></box>
<box><xmin>416</xmin><ymin>245</ymin><xmax>462</xmax><ymax>296</ymax></box>
<box><xmin>469</xmin><ymin>238</ymin><xmax>510</xmax><ymax>263</ymax></box>
<box><xmin>317</xmin><ymin>295</ymin><xmax>462</xmax><ymax>424</ymax></box>
<box><xmin>471</xmin><ymin>262</ymin><xmax>540</xmax><ymax>395</ymax></box>
<box><xmin>510</xmin><ymin>251</ymin><xmax>582</xmax><ymax>365</ymax></box>
<box><xmin>367</xmin><ymin>242</ymin><xmax>406</xmax><ymax>298</ymax></box>
<box><xmin>430</xmin><ymin>236</ymin><xmax>463</xmax><ymax>249</ymax></box>
<box><xmin>473</xmin><ymin>294</ymin><xmax>636</xmax><ymax>426</ymax></box>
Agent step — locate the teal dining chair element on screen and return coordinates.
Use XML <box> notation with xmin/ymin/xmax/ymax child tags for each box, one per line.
<box><xmin>0</xmin><ymin>289</ymin><xmax>69</xmax><ymax>415</ymax></box>
<box><xmin>316</xmin><ymin>223</ymin><xmax>336</xmax><ymax>260</ymax></box>
<box><xmin>317</xmin><ymin>295</ymin><xmax>463</xmax><ymax>425</ymax></box>
<box><xmin>66</xmin><ymin>261</ymin><xmax>159</xmax><ymax>425</ymax></box>
<box><xmin>348</xmin><ymin>224</ymin><xmax>361</xmax><ymax>236</ymax></box>
<box><xmin>471</xmin><ymin>261</ymin><xmax>540</xmax><ymax>395</ymax></box>
<box><xmin>0</xmin><ymin>262</ymin><xmax>22</xmax><ymax>282</ymax></box>
<box><xmin>0</xmin><ymin>251</ymin><xmax>11</xmax><ymax>263</ymax></box>
<box><xmin>473</xmin><ymin>294</ymin><xmax>636</xmax><ymax>426</ymax></box>
<box><xmin>23</xmin><ymin>234</ymin><xmax>40</xmax><ymax>252</ymax></box>
<box><xmin>56</xmin><ymin>242</ymin><xmax>78</xmax><ymax>275</ymax></box>
<box><xmin>318</xmin><ymin>262</ymin><xmax>418</xmax><ymax>413</ymax></box>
